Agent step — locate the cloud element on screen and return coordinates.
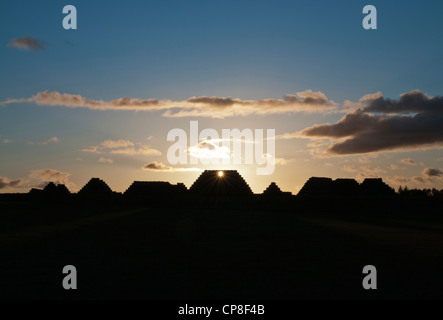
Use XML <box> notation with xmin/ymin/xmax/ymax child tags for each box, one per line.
<box><xmin>29</xmin><ymin>137</ymin><xmax>59</xmax><ymax>145</ymax></box>
<box><xmin>386</xmin><ymin>167</ymin><xmax>443</xmax><ymax>187</ymax></box>
<box><xmin>82</xmin><ymin>140</ymin><xmax>134</xmax><ymax>152</ymax></box>
<box><xmin>422</xmin><ymin>168</ymin><xmax>443</xmax><ymax>177</ymax></box>
<box><xmin>110</xmin><ymin>146</ymin><xmax>161</xmax><ymax>156</ymax></box>
<box><xmin>98</xmin><ymin>157</ymin><xmax>113</xmax><ymax>164</ymax></box>
<box><xmin>0</xmin><ymin>177</ymin><xmax>22</xmax><ymax>190</ymax></box>
<box><xmin>82</xmin><ymin>146</ymin><xmax>98</xmax><ymax>153</ymax></box>
<box><xmin>357</xmin><ymin>172</ymin><xmax>381</xmax><ymax>179</ymax></box>
<box><xmin>362</xmin><ymin>166</ymin><xmax>386</xmax><ymax>173</ymax></box>
<box><xmin>189</xmin><ymin>141</ymin><xmax>232</xmax><ymax>160</ymax></box>
<box><xmin>299</xmin><ymin>90</ymin><xmax>443</xmax><ymax>155</ymax></box>
<box><xmin>343</xmin><ymin>166</ymin><xmax>359</xmax><ymax>173</ymax></box>
<box><xmin>83</xmin><ymin>139</ymin><xmax>161</xmax><ymax>157</ymax></box>
<box><xmin>401</xmin><ymin>158</ymin><xmax>417</xmax><ymax>166</ymax></box>
<box><xmin>142</xmin><ymin>162</ymin><xmax>169</xmax><ymax>170</ymax></box>
<box><xmin>99</xmin><ymin>140</ymin><xmax>134</xmax><ymax>149</ymax></box>
<box><xmin>387</xmin><ymin>175</ymin><xmax>431</xmax><ymax>186</ymax></box>
<box><xmin>358</xmin><ymin>156</ymin><xmax>372</xmax><ymax>164</ymax></box>
<box><xmin>343</xmin><ymin>165</ymin><xmax>386</xmax><ymax>174</ymax></box>
<box><xmin>8</xmin><ymin>36</ymin><xmax>47</xmax><ymax>51</ymax></box>
<box><xmin>42</xmin><ymin>137</ymin><xmax>59</xmax><ymax>144</ymax></box>
<box><xmin>1</xmin><ymin>90</ymin><xmax>338</xmax><ymax>119</ymax></box>
<box><xmin>342</xmin><ymin>92</ymin><xmax>383</xmax><ymax>113</ymax></box>
<box><xmin>142</xmin><ymin>161</ymin><xmax>202</xmax><ymax>172</ymax></box>
<box><xmin>29</xmin><ymin>169</ymin><xmax>76</xmax><ymax>189</ymax></box>
<box><xmin>413</xmin><ymin>176</ymin><xmax>428</xmax><ymax>183</ymax></box>
<box><xmin>274</xmin><ymin>157</ymin><xmax>290</xmax><ymax>165</ymax></box>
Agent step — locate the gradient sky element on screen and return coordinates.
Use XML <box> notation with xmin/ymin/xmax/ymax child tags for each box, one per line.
<box><xmin>1</xmin><ymin>0</ymin><xmax>443</xmax><ymax>194</ymax></box>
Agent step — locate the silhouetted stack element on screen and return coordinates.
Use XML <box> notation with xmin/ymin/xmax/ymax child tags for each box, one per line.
<box><xmin>29</xmin><ymin>182</ymin><xmax>71</xmax><ymax>200</ymax></box>
<box><xmin>77</xmin><ymin>178</ymin><xmax>114</xmax><ymax>199</ymax></box>
<box><xmin>124</xmin><ymin>181</ymin><xmax>187</xmax><ymax>202</ymax></box>
<box><xmin>360</xmin><ymin>178</ymin><xmax>395</xmax><ymax>196</ymax></box>
<box><xmin>262</xmin><ymin>182</ymin><xmax>292</xmax><ymax>196</ymax></box>
<box><xmin>297</xmin><ymin>177</ymin><xmax>395</xmax><ymax>197</ymax></box>
<box><xmin>42</xmin><ymin>182</ymin><xmax>71</xmax><ymax>195</ymax></box>
<box><xmin>297</xmin><ymin>177</ymin><xmax>334</xmax><ymax>196</ymax></box>
<box><xmin>190</xmin><ymin>170</ymin><xmax>253</xmax><ymax>197</ymax></box>
<box><xmin>333</xmin><ymin>179</ymin><xmax>360</xmax><ymax>196</ymax></box>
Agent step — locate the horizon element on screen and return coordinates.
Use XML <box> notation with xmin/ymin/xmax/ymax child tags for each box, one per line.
<box><xmin>1</xmin><ymin>169</ymin><xmax>433</xmax><ymax>196</ymax></box>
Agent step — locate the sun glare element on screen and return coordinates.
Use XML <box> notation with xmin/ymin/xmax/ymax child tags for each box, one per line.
<box><xmin>218</xmin><ymin>171</ymin><xmax>224</xmax><ymax>177</ymax></box>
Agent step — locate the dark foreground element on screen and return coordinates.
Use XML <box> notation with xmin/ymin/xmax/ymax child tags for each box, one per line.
<box><xmin>1</xmin><ymin>199</ymin><xmax>443</xmax><ymax>299</ymax></box>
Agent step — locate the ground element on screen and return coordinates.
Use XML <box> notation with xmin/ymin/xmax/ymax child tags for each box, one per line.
<box><xmin>1</xmin><ymin>201</ymin><xmax>443</xmax><ymax>299</ymax></box>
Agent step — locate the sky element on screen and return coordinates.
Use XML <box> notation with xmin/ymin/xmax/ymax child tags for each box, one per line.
<box><xmin>1</xmin><ymin>0</ymin><xmax>443</xmax><ymax>194</ymax></box>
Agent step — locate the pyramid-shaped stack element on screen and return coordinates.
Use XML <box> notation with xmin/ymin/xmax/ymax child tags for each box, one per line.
<box><xmin>190</xmin><ymin>170</ymin><xmax>253</xmax><ymax>196</ymax></box>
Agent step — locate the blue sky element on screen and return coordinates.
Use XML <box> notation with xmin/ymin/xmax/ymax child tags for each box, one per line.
<box><xmin>1</xmin><ymin>0</ymin><xmax>443</xmax><ymax>193</ymax></box>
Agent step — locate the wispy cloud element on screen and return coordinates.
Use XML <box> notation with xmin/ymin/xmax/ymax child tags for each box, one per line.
<box><xmin>342</xmin><ymin>165</ymin><xmax>386</xmax><ymax>175</ymax></box>
<box><xmin>401</xmin><ymin>158</ymin><xmax>417</xmax><ymax>166</ymax></box>
<box><xmin>99</xmin><ymin>140</ymin><xmax>134</xmax><ymax>149</ymax></box>
<box><xmin>1</xmin><ymin>90</ymin><xmax>338</xmax><ymax>118</ymax></box>
<box><xmin>98</xmin><ymin>157</ymin><xmax>113</xmax><ymax>164</ymax></box>
<box><xmin>29</xmin><ymin>169</ymin><xmax>76</xmax><ymax>190</ymax></box>
<box><xmin>386</xmin><ymin>168</ymin><xmax>443</xmax><ymax>187</ymax></box>
<box><xmin>28</xmin><ymin>137</ymin><xmax>59</xmax><ymax>145</ymax></box>
<box><xmin>110</xmin><ymin>146</ymin><xmax>161</xmax><ymax>156</ymax></box>
<box><xmin>362</xmin><ymin>166</ymin><xmax>386</xmax><ymax>174</ymax></box>
<box><xmin>343</xmin><ymin>165</ymin><xmax>359</xmax><ymax>173</ymax></box>
<box><xmin>0</xmin><ymin>177</ymin><xmax>22</xmax><ymax>190</ymax></box>
<box><xmin>1</xmin><ymin>169</ymin><xmax>77</xmax><ymax>192</ymax></box>
<box><xmin>8</xmin><ymin>36</ymin><xmax>47</xmax><ymax>51</ymax></box>
<box><xmin>82</xmin><ymin>147</ymin><xmax>98</xmax><ymax>153</ymax></box>
<box><xmin>387</xmin><ymin>175</ymin><xmax>430</xmax><ymax>186</ymax></box>
<box><xmin>358</xmin><ymin>156</ymin><xmax>372</xmax><ymax>164</ymax></box>
<box><xmin>82</xmin><ymin>139</ymin><xmax>161</xmax><ymax>157</ymax></box>
<box><xmin>142</xmin><ymin>161</ymin><xmax>202</xmax><ymax>172</ymax></box>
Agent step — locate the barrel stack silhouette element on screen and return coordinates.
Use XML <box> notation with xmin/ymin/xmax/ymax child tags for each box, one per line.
<box><xmin>189</xmin><ymin>170</ymin><xmax>253</xmax><ymax>196</ymax></box>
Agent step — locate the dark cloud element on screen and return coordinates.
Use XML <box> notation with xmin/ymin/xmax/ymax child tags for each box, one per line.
<box><xmin>8</xmin><ymin>36</ymin><xmax>47</xmax><ymax>51</ymax></box>
<box><xmin>0</xmin><ymin>177</ymin><xmax>22</xmax><ymax>189</ymax></box>
<box><xmin>300</xmin><ymin>90</ymin><xmax>443</xmax><ymax>155</ymax></box>
<box><xmin>422</xmin><ymin>168</ymin><xmax>443</xmax><ymax>177</ymax></box>
<box><xmin>364</xmin><ymin>90</ymin><xmax>442</xmax><ymax>114</ymax></box>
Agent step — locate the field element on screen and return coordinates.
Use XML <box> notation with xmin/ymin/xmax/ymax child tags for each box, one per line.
<box><xmin>1</xmin><ymin>200</ymin><xmax>443</xmax><ymax>299</ymax></box>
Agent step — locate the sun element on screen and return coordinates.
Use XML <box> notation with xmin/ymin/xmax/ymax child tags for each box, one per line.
<box><xmin>218</xmin><ymin>171</ymin><xmax>224</xmax><ymax>177</ymax></box>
